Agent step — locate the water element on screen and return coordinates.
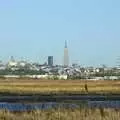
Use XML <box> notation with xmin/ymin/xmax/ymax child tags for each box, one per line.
<box><xmin>0</xmin><ymin>101</ymin><xmax>120</xmax><ymax>111</ymax></box>
<box><xmin>0</xmin><ymin>102</ymin><xmax>79</xmax><ymax>111</ymax></box>
<box><xmin>88</xmin><ymin>101</ymin><xmax>120</xmax><ymax>108</ymax></box>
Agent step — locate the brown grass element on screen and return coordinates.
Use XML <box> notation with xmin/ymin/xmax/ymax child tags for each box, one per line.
<box><xmin>0</xmin><ymin>108</ymin><xmax>120</xmax><ymax>120</ymax></box>
<box><xmin>0</xmin><ymin>78</ymin><xmax>120</xmax><ymax>95</ymax></box>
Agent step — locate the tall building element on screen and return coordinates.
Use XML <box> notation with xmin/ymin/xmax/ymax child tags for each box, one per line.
<box><xmin>48</xmin><ymin>56</ymin><xmax>53</xmax><ymax>66</ymax></box>
<box><xmin>64</xmin><ymin>40</ymin><xmax>69</xmax><ymax>67</ymax></box>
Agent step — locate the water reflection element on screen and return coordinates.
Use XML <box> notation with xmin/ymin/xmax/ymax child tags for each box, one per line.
<box><xmin>0</xmin><ymin>101</ymin><xmax>120</xmax><ymax>111</ymax></box>
<box><xmin>0</xmin><ymin>102</ymin><xmax>79</xmax><ymax>111</ymax></box>
<box><xmin>88</xmin><ymin>101</ymin><xmax>120</xmax><ymax>108</ymax></box>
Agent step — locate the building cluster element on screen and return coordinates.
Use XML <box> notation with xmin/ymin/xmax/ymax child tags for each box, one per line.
<box><xmin>0</xmin><ymin>57</ymin><xmax>120</xmax><ymax>80</ymax></box>
<box><xmin>0</xmin><ymin>41</ymin><xmax>120</xmax><ymax>80</ymax></box>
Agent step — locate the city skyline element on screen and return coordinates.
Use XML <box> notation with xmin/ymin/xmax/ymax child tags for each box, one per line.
<box><xmin>0</xmin><ymin>40</ymin><xmax>119</xmax><ymax>67</ymax></box>
<box><xmin>0</xmin><ymin>0</ymin><xmax>120</xmax><ymax>66</ymax></box>
<box><xmin>0</xmin><ymin>38</ymin><xmax>119</xmax><ymax>67</ymax></box>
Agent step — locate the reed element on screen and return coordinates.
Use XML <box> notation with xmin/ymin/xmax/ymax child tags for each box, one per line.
<box><xmin>0</xmin><ymin>108</ymin><xmax>120</xmax><ymax>120</ymax></box>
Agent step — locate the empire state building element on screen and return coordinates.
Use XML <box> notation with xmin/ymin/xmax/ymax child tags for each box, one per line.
<box><xmin>64</xmin><ymin>40</ymin><xmax>69</xmax><ymax>67</ymax></box>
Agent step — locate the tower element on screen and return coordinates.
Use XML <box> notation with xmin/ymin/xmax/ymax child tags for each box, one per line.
<box><xmin>64</xmin><ymin>40</ymin><xmax>69</xmax><ymax>67</ymax></box>
<box><xmin>48</xmin><ymin>56</ymin><xmax>53</xmax><ymax>66</ymax></box>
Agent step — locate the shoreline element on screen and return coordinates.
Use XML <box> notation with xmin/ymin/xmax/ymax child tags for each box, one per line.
<box><xmin>1</xmin><ymin>94</ymin><xmax>120</xmax><ymax>103</ymax></box>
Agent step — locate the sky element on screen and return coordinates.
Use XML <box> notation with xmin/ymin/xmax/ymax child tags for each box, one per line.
<box><xmin>0</xmin><ymin>0</ymin><xmax>120</xmax><ymax>67</ymax></box>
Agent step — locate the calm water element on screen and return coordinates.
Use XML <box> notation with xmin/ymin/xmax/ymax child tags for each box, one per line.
<box><xmin>0</xmin><ymin>101</ymin><xmax>120</xmax><ymax>111</ymax></box>
<box><xmin>0</xmin><ymin>102</ymin><xmax>79</xmax><ymax>111</ymax></box>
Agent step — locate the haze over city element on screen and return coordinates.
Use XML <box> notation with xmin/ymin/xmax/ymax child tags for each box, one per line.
<box><xmin>0</xmin><ymin>0</ymin><xmax>120</xmax><ymax>66</ymax></box>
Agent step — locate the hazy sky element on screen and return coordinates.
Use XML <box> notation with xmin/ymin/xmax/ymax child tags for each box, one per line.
<box><xmin>0</xmin><ymin>0</ymin><xmax>120</xmax><ymax>66</ymax></box>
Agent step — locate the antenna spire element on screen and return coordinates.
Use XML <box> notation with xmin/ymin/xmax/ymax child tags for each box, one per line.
<box><xmin>65</xmin><ymin>40</ymin><xmax>67</xmax><ymax>48</ymax></box>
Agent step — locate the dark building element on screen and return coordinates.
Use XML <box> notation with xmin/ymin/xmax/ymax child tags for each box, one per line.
<box><xmin>48</xmin><ymin>56</ymin><xmax>53</xmax><ymax>66</ymax></box>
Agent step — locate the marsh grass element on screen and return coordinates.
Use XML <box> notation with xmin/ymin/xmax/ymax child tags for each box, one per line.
<box><xmin>0</xmin><ymin>79</ymin><xmax>120</xmax><ymax>95</ymax></box>
<box><xmin>0</xmin><ymin>108</ymin><xmax>120</xmax><ymax>120</ymax></box>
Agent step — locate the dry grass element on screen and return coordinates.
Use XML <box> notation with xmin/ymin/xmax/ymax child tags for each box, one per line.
<box><xmin>0</xmin><ymin>108</ymin><xmax>120</xmax><ymax>120</ymax></box>
<box><xmin>0</xmin><ymin>78</ymin><xmax>120</xmax><ymax>95</ymax></box>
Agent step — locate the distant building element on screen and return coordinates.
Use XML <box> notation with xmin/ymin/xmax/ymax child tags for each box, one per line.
<box><xmin>48</xmin><ymin>56</ymin><xmax>53</xmax><ymax>66</ymax></box>
<box><xmin>0</xmin><ymin>61</ymin><xmax>6</xmax><ymax>70</ymax></box>
<box><xmin>7</xmin><ymin>56</ymin><xmax>18</xmax><ymax>67</ymax></box>
<box><xmin>18</xmin><ymin>61</ymin><xmax>26</xmax><ymax>67</ymax></box>
<box><xmin>64</xmin><ymin>40</ymin><xmax>69</xmax><ymax>67</ymax></box>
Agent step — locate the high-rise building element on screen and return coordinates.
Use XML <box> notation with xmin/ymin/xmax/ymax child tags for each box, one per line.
<box><xmin>64</xmin><ymin>40</ymin><xmax>69</xmax><ymax>67</ymax></box>
<box><xmin>48</xmin><ymin>56</ymin><xmax>53</xmax><ymax>66</ymax></box>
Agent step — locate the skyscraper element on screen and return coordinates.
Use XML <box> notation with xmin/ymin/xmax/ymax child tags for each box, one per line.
<box><xmin>64</xmin><ymin>40</ymin><xmax>69</xmax><ymax>67</ymax></box>
<box><xmin>48</xmin><ymin>56</ymin><xmax>53</xmax><ymax>66</ymax></box>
